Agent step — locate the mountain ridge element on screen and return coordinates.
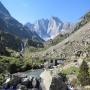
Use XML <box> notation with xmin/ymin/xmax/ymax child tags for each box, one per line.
<box><xmin>25</xmin><ymin>17</ymin><xmax>75</xmax><ymax>41</ymax></box>
<box><xmin>0</xmin><ymin>1</ymin><xmax>44</xmax><ymax>43</ymax></box>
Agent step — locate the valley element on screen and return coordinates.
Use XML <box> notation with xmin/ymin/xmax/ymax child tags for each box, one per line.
<box><xmin>0</xmin><ymin>1</ymin><xmax>90</xmax><ymax>90</ymax></box>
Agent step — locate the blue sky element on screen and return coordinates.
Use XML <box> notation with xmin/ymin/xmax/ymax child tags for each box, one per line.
<box><xmin>1</xmin><ymin>0</ymin><xmax>90</xmax><ymax>24</ymax></box>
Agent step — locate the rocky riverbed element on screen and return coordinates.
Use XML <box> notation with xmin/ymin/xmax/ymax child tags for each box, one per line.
<box><xmin>2</xmin><ymin>68</ymin><xmax>70</xmax><ymax>90</ymax></box>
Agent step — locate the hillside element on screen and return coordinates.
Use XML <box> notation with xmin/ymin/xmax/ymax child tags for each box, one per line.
<box><xmin>44</xmin><ymin>11</ymin><xmax>90</xmax><ymax>48</ymax></box>
<box><xmin>0</xmin><ymin>1</ymin><xmax>43</xmax><ymax>42</ymax></box>
<box><xmin>44</xmin><ymin>22</ymin><xmax>90</xmax><ymax>59</ymax></box>
<box><xmin>32</xmin><ymin>22</ymin><xmax>90</xmax><ymax>61</ymax></box>
<box><xmin>44</xmin><ymin>33</ymin><xmax>69</xmax><ymax>47</ymax></box>
<box><xmin>74</xmin><ymin>11</ymin><xmax>90</xmax><ymax>31</ymax></box>
<box><xmin>0</xmin><ymin>31</ymin><xmax>23</xmax><ymax>52</ymax></box>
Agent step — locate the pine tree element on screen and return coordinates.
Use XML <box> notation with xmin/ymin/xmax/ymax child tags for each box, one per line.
<box><xmin>78</xmin><ymin>60</ymin><xmax>90</xmax><ymax>86</ymax></box>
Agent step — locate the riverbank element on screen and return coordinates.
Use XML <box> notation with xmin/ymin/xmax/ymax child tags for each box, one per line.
<box><xmin>1</xmin><ymin>67</ymin><xmax>68</xmax><ymax>90</ymax></box>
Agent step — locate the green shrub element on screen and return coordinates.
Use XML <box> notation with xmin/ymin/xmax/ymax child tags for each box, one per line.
<box><xmin>62</xmin><ymin>66</ymin><xmax>79</xmax><ymax>75</ymax></box>
<box><xmin>58</xmin><ymin>73</ymin><xmax>67</xmax><ymax>82</ymax></box>
<box><xmin>0</xmin><ymin>73</ymin><xmax>5</xmax><ymax>85</ymax></box>
<box><xmin>78</xmin><ymin>60</ymin><xmax>90</xmax><ymax>86</ymax></box>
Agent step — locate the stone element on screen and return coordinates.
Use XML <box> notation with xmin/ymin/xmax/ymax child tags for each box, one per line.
<box><xmin>49</xmin><ymin>75</ymin><xmax>68</xmax><ymax>90</ymax></box>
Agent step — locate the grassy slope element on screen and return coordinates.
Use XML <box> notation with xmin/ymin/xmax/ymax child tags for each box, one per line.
<box><xmin>44</xmin><ymin>34</ymin><xmax>69</xmax><ymax>47</ymax></box>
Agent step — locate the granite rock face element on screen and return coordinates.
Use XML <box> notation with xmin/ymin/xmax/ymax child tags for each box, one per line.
<box><xmin>26</xmin><ymin>17</ymin><xmax>74</xmax><ymax>41</ymax></box>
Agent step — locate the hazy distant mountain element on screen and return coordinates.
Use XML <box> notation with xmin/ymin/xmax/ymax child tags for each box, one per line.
<box><xmin>26</xmin><ymin>17</ymin><xmax>75</xmax><ymax>41</ymax></box>
<box><xmin>0</xmin><ymin>1</ymin><xmax>43</xmax><ymax>42</ymax></box>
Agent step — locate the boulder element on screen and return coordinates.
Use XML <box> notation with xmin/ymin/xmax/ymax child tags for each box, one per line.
<box><xmin>49</xmin><ymin>75</ymin><xmax>68</xmax><ymax>90</ymax></box>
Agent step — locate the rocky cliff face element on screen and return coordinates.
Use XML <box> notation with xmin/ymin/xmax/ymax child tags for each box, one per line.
<box><xmin>26</xmin><ymin>17</ymin><xmax>75</xmax><ymax>41</ymax></box>
<box><xmin>26</xmin><ymin>19</ymin><xmax>49</xmax><ymax>41</ymax></box>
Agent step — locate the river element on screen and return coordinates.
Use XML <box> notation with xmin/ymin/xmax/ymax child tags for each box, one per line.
<box><xmin>24</xmin><ymin>69</ymin><xmax>44</xmax><ymax>78</ymax></box>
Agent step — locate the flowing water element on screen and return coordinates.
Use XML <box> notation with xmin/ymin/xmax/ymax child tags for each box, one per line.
<box><xmin>24</xmin><ymin>69</ymin><xmax>44</xmax><ymax>78</ymax></box>
<box><xmin>24</xmin><ymin>69</ymin><xmax>53</xmax><ymax>90</ymax></box>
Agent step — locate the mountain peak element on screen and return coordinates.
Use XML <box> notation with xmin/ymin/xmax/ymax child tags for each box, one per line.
<box><xmin>51</xmin><ymin>16</ymin><xmax>60</xmax><ymax>20</ymax></box>
<box><xmin>50</xmin><ymin>16</ymin><xmax>62</xmax><ymax>23</ymax></box>
<box><xmin>26</xmin><ymin>17</ymin><xmax>74</xmax><ymax>41</ymax></box>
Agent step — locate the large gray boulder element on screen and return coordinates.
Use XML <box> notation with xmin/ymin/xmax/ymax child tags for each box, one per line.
<box><xmin>49</xmin><ymin>75</ymin><xmax>68</xmax><ymax>90</ymax></box>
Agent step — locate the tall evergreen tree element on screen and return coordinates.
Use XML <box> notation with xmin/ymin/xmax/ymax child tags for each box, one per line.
<box><xmin>78</xmin><ymin>60</ymin><xmax>90</xmax><ymax>86</ymax></box>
